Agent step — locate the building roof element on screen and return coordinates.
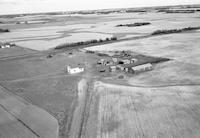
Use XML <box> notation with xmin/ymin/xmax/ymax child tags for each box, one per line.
<box><xmin>110</xmin><ymin>65</ymin><xmax>116</xmax><ymax>68</ymax></box>
<box><xmin>132</xmin><ymin>63</ymin><xmax>152</xmax><ymax>70</ymax></box>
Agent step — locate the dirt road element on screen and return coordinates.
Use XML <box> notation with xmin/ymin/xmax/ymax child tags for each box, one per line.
<box><xmin>69</xmin><ymin>79</ymin><xmax>88</xmax><ymax>138</ymax></box>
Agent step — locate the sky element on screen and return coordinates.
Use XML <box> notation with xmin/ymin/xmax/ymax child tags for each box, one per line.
<box><xmin>0</xmin><ymin>0</ymin><xmax>199</xmax><ymax>15</ymax></box>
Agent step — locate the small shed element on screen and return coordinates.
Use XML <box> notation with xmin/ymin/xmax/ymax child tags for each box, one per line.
<box><xmin>97</xmin><ymin>59</ymin><xmax>105</xmax><ymax>65</ymax></box>
<box><xmin>130</xmin><ymin>58</ymin><xmax>138</xmax><ymax>63</ymax></box>
<box><xmin>116</xmin><ymin>64</ymin><xmax>126</xmax><ymax>71</ymax></box>
<box><xmin>98</xmin><ymin>66</ymin><xmax>107</xmax><ymax>72</ymax></box>
<box><xmin>118</xmin><ymin>59</ymin><xmax>131</xmax><ymax>64</ymax></box>
<box><xmin>112</xmin><ymin>57</ymin><xmax>118</xmax><ymax>63</ymax></box>
<box><xmin>105</xmin><ymin>60</ymin><xmax>114</xmax><ymax>66</ymax></box>
<box><xmin>109</xmin><ymin>66</ymin><xmax>117</xmax><ymax>72</ymax></box>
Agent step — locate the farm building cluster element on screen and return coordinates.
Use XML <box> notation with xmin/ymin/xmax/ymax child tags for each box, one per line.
<box><xmin>0</xmin><ymin>42</ymin><xmax>15</xmax><ymax>49</ymax></box>
<box><xmin>97</xmin><ymin>52</ymin><xmax>153</xmax><ymax>74</ymax></box>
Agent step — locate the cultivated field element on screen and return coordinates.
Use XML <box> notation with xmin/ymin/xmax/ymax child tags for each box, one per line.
<box><xmin>83</xmin><ymin>82</ymin><xmax>200</xmax><ymax>138</ymax></box>
<box><xmin>1</xmin><ymin>9</ymin><xmax>200</xmax><ymax>51</ymax></box>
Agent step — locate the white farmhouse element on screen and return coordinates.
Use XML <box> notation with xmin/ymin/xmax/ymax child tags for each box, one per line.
<box><xmin>66</xmin><ymin>66</ymin><xmax>84</xmax><ymax>74</ymax></box>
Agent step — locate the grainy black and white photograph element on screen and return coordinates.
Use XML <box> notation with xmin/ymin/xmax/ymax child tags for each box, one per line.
<box><xmin>0</xmin><ymin>0</ymin><xmax>200</xmax><ymax>138</ymax></box>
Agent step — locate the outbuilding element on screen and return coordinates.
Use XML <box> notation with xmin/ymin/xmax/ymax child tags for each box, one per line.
<box><xmin>112</xmin><ymin>57</ymin><xmax>118</xmax><ymax>63</ymax></box>
<box><xmin>131</xmin><ymin>63</ymin><xmax>152</xmax><ymax>73</ymax></box>
<box><xmin>109</xmin><ymin>66</ymin><xmax>117</xmax><ymax>72</ymax></box>
<box><xmin>130</xmin><ymin>58</ymin><xmax>138</xmax><ymax>63</ymax></box>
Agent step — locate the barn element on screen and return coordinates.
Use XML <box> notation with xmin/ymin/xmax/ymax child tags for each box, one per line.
<box><xmin>131</xmin><ymin>63</ymin><xmax>152</xmax><ymax>73</ymax></box>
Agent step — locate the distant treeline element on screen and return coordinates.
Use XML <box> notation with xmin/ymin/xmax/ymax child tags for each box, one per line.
<box><xmin>125</xmin><ymin>10</ymin><xmax>147</xmax><ymax>13</ymax></box>
<box><xmin>158</xmin><ymin>9</ymin><xmax>200</xmax><ymax>13</ymax></box>
<box><xmin>116</xmin><ymin>22</ymin><xmax>150</xmax><ymax>27</ymax></box>
<box><xmin>0</xmin><ymin>28</ymin><xmax>9</xmax><ymax>33</ymax></box>
<box><xmin>70</xmin><ymin>9</ymin><xmax>147</xmax><ymax>15</ymax></box>
<box><xmin>55</xmin><ymin>37</ymin><xmax>117</xmax><ymax>50</ymax></box>
<box><xmin>151</xmin><ymin>26</ymin><xmax>200</xmax><ymax>35</ymax></box>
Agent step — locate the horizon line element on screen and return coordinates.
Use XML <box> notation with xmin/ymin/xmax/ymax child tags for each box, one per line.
<box><xmin>0</xmin><ymin>3</ymin><xmax>200</xmax><ymax>16</ymax></box>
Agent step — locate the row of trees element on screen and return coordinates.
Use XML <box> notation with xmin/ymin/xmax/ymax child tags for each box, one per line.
<box><xmin>151</xmin><ymin>26</ymin><xmax>200</xmax><ymax>35</ymax></box>
<box><xmin>55</xmin><ymin>37</ymin><xmax>117</xmax><ymax>50</ymax></box>
<box><xmin>0</xmin><ymin>28</ymin><xmax>9</xmax><ymax>33</ymax></box>
<box><xmin>116</xmin><ymin>22</ymin><xmax>150</xmax><ymax>27</ymax></box>
<box><xmin>158</xmin><ymin>9</ymin><xmax>200</xmax><ymax>13</ymax></box>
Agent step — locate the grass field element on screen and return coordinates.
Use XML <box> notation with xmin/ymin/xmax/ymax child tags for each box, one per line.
<box><xmin>0</xmin><ymin>49</ymin><xmax>99</xmax><ymax>137</ymax></box>
<box><xmin>0</xmin><ymin>85</ymin><xmax>58</xmax><ymax>138</ymax></box>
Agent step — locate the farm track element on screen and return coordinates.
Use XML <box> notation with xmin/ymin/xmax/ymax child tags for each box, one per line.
<box><xmin>68</xmin><ymin>78</ymin><xmax>92</xmax><ymax>138</ymax></box>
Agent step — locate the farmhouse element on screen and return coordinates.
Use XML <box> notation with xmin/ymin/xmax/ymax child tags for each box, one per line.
<box><xmin>66</xmin><ymin>66</ymin><xmax>84</xmax><ymax>74</ymax></box>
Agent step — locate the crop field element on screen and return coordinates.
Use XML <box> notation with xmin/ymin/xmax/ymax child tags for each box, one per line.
<box><xmin>1</xmin><ymin>10</ymin><xmax>200</xmax><ymax>51</ymax></box>
<box><xmin>83</xmin><ymin>82</ymin><xmax>200</xmax><ymax>138</ymax></box>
